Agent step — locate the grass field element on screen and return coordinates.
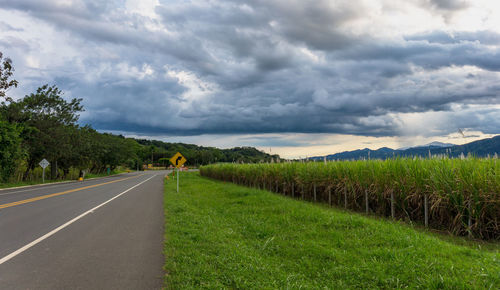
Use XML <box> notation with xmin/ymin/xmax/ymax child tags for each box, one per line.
<box><xmin>201</xmin><ymin>159</ymin><xmax>500</xmax><ymax>239</ymax></box>
<box><xmin>163</xmin><ymin>172</ymin><xmax>500</xmax><ymax>289</ymax></box>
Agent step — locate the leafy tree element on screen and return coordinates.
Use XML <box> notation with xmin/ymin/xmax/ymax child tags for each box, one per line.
<box><xmin>79</xmin><ymin>131</ymin><xmax>140</xmax><ymax>173</ymax></box>
<box><xmin>57</xmin><ymin>125</ymin><xmax>89</xmax><ymax>178</ymax></box>
<box><xmin>0</xmin><ymin>116</ymin><xmax>23</xmax><ymax>182</ymax></box>
<box><xmin>0</xmin><ymin>52</ymin><xmax>22</xmax><ymax>182</ymax></box>
<box><xmin>14</xmin><ymin>85</ymin><xmax>83</xmax><ymax>179</ymax></box>
<box><xmin>0</xmin><ymin>52</ymin><xmax>18</xmax><ymax>102</ymax></box>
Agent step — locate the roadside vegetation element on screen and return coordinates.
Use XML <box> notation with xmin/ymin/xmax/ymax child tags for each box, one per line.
<box><xmin>163</xmin><ymin>172</ymin><xmax>500</xmax><ymax>289</ymax></box>
<box><xmin>201</xmin><ymin>159</ymin><xmax>500</xmax><ymax>240</ymax></box>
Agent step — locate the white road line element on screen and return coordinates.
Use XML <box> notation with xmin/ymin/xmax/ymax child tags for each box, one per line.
<box><xmin>0</xmin><ymin>184</ymin><xmax>73</xmax><ymax>196</ymax></box>
<box><xmin>0</xmin><ymin>174</ymin><xmax>158</xmax><ymax>265</ymax></box>
<box><xmin>0</xmin><ymin>183</ymin><xmax>83</xmax><ymax>196</ymax></box>
<box><xmin>0</xmin><ymin>174</ymin><xmax>135</xmax><ymax>196</ymax></box>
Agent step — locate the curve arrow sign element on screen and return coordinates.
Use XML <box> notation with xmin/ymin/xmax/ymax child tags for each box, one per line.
<box><xmin>169</xmin><ymin>152</ymin><xmax>187</xmax><ymax>168</ymax></box>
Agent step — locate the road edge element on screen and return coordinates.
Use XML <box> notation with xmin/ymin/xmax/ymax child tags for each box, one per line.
<box><xmin>0</xmin><ymin>172</ymin><xmax>132</xmax><ymax>192</ymax></box>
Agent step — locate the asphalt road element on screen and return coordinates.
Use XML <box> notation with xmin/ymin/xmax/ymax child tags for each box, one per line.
<box><xmin>0</xmin><ymin>171</ymin><xmax>168</xmax><ymax>289</ymax></box>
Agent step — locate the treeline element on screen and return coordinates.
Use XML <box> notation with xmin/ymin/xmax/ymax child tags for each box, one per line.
<box><xmin>136</xmin><ymin>139</ymin><xmax>279</xmax><ymax>167</ymax></box>
<box><xmin>0</xmin><ymin>52</ymin><xmax>277</xmax><ymax>182</ymax></box>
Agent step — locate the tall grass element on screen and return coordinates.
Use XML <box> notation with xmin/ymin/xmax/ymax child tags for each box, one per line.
<box><xmin>200</xmin><ymin>158</ymin><xmax>500</xmax><ymax>240</ymax></box>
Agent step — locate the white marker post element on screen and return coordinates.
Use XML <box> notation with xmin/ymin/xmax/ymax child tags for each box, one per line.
<box><xmin>39</xmin><ymin>159</ymin><xmax>50</xmax><ymax>183</ymax></box>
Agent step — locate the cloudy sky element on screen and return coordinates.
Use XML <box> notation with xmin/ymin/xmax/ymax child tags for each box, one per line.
<box><xmin>1</xmin><ymin>0</ymin><xmax>499</xmax><ymax>158</ymax></box>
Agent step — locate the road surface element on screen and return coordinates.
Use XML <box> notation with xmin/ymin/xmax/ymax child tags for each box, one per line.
<box><xmin>0</xmin><ymin>171</ymin><xmax>167</xmax><ymax>289</ymax></box>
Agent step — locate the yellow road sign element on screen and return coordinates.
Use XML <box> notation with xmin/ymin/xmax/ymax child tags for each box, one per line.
<box><xmin>170</xmin><ymin>152</ymin><xmax>187</xmax><ymax>168</ymax></box>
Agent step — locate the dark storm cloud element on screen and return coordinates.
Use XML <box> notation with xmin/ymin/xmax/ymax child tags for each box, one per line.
<box><xmin>340</xmin><ymin>40</ymin><xmax>500</xmax><ymax>72</ymax></box>
<box><xmin>246</xmin><ymin>0</ymin><xmax>362</xmax><ymax>51</ymax></box>
<box><xmin>0</xmin><ymin>0</ymin><xmax>499</xmax><ymax>138</ymax></box>
<box><xmin>0</xmin><ymin>0</ymin><xmax>215</xmax><ymax>72</ymax></box>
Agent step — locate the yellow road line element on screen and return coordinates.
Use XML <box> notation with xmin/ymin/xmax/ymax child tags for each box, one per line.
<box><xmin>0</xmin><ymin>174</ymin><xmax>145</xmax><ymax>210</ymax></box>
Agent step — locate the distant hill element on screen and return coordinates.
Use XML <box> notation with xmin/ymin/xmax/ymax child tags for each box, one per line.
<box><xmin>398</xmin><ymin>141</ymin><xmax>455</xmax><ymax>150</ymax></box>
<box><xmin>134</xmin><ymin>139</ymin><xmax>279</xmax><ymax>165</ymax></box>
<box><xmin>310</xmin><ymin>135</ymin><xmax>500</xmax><ymax>161</ymax></box>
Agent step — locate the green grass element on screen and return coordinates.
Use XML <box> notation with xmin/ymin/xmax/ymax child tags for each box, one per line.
<box><xmin>201</xmin><ymin>159</ymin><xmax>500</xmax><ymax>239</ymax></box>
<box><xmin>163</xmin><ymin>172</ymin><xmax>500</xmax><ymax>289</ymax></box>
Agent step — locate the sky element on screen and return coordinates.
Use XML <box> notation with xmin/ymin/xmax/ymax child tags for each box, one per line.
<box><xmin>0</xmin><ymin>0</ymin><xmax>499</xmax><ymax>158</ymax></box>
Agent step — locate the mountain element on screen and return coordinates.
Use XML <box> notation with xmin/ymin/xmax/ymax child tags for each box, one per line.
<box><xmin>310</xmin><ymin>135</ymin><xmax>500</xmax><ymax>161</ymax></box>
<box><xmin>423</xmin><ymin>141</ymin><xmax>455</xmax><ymax>148</ymax></box>
<box><xmin>398</xmin><ymin>141</ymin><xmax>455</xmax><ymax>150</ymax></box>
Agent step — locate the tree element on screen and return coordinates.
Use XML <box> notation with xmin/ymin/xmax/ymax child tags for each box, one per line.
<box><xmin>0</xmin><ymin>117</ymin><xmax>23</xmax><ymax>182</ymax></box>
<box><xmin>0</xmin><ymin>52</ymin><xmax>18</xmax><ymax>102</ymax></box>
<box><xmin>0</xmin><ymin>52</ymin><xmax>22</xmax><ymax>182</ymax></box>
<box><xmin>13</xmin><ymin>85</ymin><xmax>83</xmax><ymax>179</ymax></box>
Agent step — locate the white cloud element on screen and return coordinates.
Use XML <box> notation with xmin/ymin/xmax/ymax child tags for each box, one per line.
<box><xmin>125</xmin><ymin>0</ymin><xmax>159</xmax><ymax>18</ymax></box>
<box><xmin>166</xmin><ymin>69</ymin><xmax>218</xmax><ymax>103</ymax></box>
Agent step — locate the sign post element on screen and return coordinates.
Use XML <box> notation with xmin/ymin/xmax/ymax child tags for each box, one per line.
<box><xmin>169</xmin><ymin>152</ymin><xmax>187</xmax><ymax>193</ymax></box>
<box><xmin>39</xmin><ymin>159</ymin><xmax>50</xmax><ymax>183</ymax></box>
